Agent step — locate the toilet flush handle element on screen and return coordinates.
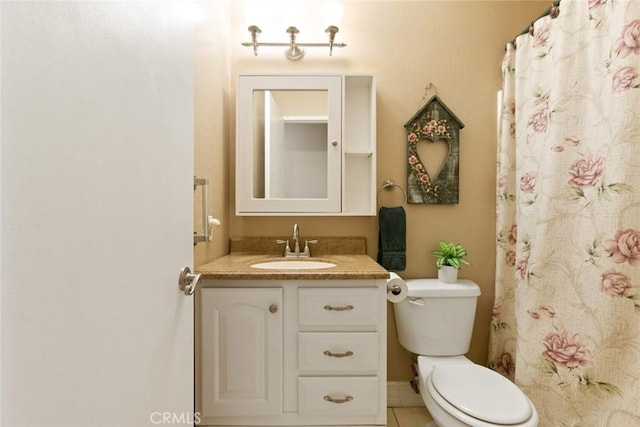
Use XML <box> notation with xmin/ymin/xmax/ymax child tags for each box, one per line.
<box><xmin>408</xmin><ymin>297</ymin><xmax>424</xmax><ymax>306</ymax></box>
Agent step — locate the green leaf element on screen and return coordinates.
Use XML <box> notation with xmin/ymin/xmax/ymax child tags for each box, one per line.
<box><xmin>607</xmin><ymin>183</ymin><xmax>633</xmax><ymax>194</ymax></box>
<box><xmin>595</xmin><ymin>382</ymin><xmax>623</xmax><ymax>397</ymax></box>
<box><xmin>432</xmin><ymin>240</ymin><xmax>470</xmax><ymax>269</ymax></box>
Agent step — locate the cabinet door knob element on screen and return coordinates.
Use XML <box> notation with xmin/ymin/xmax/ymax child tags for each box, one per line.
<box><xmin>323</xmin><ymin>304</ymin><xmax>353</xmax><ymax>311</ymax></box>
<box><xmin>323</xmin><ymin>395</ymin><xmax>353</xmax><ymax>404</ymax></box>
<box><xmin>331</xmin><ymin>140</ymin><xmax>338</xmax><ymax>147</ymax></box>
<box><xmin>269</xmin><ymin>304</ymin><xmax>278</xmax><ymax>313</ymax></box>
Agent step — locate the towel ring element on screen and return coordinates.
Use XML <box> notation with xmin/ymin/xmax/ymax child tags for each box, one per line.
<box><xmin>377</xmin><ymin>179</ymin><xmax>407</xmax><ymax>208</ymax></box>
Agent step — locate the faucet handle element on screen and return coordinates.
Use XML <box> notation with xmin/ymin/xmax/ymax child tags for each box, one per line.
<box><xmin>302</xmin><ymin>239</ymin><xmax>318</xmax><ymax>257</ymax></box>
<box><xmin>276</xmin><ymin>239</ymin><xmax>291</xmax><ymax>256</ymax></box>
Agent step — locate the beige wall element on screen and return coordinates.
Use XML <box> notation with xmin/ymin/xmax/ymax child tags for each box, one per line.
<box><xmin>194</xmin><ymin>0</ymin><xmax>231</xmax><ymax>267</ymax></box>
<box><xmin>195</xmin><ymin>0</ymin><xmax>547</xmax><ymax>381</ymax></box>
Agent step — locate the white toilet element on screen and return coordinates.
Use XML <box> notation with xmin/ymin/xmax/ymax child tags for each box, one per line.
<box><xmin>392</xmin><ymin>278</ymin><xmax>538</xmax><ymax>427</ymax></box>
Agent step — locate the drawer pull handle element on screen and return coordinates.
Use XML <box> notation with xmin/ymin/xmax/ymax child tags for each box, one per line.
<box><xmin>323</xmin><ymin>304</ymin><xmax>354</xmax><ymax>311</ymax></box>
<box><xmin>323</xmin><ymin>395</ymin><xmax>354</xmax><ymax>404</ymax></box>
<box><xmin>323</xmin><ymin>350</ymin><xmax>354</xmax><ymax>358</ymax></box>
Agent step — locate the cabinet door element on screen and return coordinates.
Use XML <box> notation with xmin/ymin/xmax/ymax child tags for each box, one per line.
<box><xmin>200</xmin><ymin>288</ymin><xmax>283</xmax><ymax>418</ymax></box>
<box><xmin>236</xmin><ymin>75</ymin><xmax>342</xmax><ymax>214</ymax></box>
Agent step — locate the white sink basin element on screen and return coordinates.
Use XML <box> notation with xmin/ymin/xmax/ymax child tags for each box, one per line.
<box><xmin>251</xmin><ymin>260</ymin><xmax>337</xmax><ymax>270</ymax></box>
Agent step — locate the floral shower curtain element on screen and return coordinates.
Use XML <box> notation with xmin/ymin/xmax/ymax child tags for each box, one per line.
<box><xmin>488</xmin><ymin>0</ymin><xmax>640</xmax><ymax>425</ymax></box>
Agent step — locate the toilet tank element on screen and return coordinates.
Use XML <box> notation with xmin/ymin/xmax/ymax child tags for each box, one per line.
<box><xmin>393</xmin><ymin>279</ymin><xmax>481</xmax><ymax>356</ymax></box>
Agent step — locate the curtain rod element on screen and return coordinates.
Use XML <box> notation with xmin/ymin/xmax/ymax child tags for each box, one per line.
<box><xmin>507</xmin><ymin>0</ymin><xmax>561</xmax><ymax>47</ymax></box>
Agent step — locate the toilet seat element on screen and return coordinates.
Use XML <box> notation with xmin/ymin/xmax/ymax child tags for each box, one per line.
<box><xmin>428</xmin><ymin>364</ymin><xmax>533</xmax><ymax>426</ymax></box>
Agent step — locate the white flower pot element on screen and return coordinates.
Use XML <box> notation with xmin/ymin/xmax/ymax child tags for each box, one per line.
<box><xmin>438</xmin><ymin>265</ymin><xmax>458</xmax><ymax>283</ymax></box>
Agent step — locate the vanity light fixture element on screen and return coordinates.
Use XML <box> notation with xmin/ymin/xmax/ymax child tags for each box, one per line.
<box><xmin>242</xmin><ymin>25</ymin><xmax>346</xmax><ymax>60</ymax></box>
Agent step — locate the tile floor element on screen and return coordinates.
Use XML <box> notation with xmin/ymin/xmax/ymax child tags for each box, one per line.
<box><xmin>387</xmin><ymin>407</ymin><xmax>433</xmax><ymax>427</ymax></box>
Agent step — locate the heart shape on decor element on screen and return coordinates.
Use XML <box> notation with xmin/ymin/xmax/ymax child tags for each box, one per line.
<box><xmin>415</xmin><ymin>138</ymin><xmax>449</xmax><ymax>182</ymax></box>
<box><xmin>406</xmin><ymin>116</ymin><xmax>454</xmax><ymax>200</ymax></box>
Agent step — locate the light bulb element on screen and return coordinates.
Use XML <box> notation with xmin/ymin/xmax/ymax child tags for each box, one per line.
<box><xmin>280</xmin><ymin>0</ymin><xmax>303</xmax><ymax>28</ymax></box>
<box><xmin>322</xmin><ymin>1</ymin><xmax>344</xmax><ymax>27</ymax></box>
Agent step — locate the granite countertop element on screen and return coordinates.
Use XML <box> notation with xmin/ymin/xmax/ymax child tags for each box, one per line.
<box><xmin>196</xmin><ymin>237</ymin><xmax>390</xmax><ymax>280</ymax></box>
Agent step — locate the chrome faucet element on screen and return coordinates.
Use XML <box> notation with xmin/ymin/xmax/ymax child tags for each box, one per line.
<box><xmin>292</xmin><ymin>223</ymin><xmax>300</xmax><ymax>255</ymax></box>
<box><xmin>276</xmin><ymin>223</ymin><xmax>318</xmax><ymax>258</ymax></box>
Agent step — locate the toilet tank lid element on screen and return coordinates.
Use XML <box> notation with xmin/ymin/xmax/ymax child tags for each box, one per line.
<box><xmin>403</xmin><ymin>279</ymin><xmax>481</xmax><ymax>297</ymax></box>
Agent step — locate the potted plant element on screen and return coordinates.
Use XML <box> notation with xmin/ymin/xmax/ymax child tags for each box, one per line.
<box><xmin>432</xmin><ymin>240</ymin><xmax>470</xmax><ymax>283</ymax></box>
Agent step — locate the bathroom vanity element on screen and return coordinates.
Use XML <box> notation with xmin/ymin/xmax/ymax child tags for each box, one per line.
<box><xmin>196</xmin><ymin>238</ymin><xmax>388</xmax><ymax>426</ymax></box>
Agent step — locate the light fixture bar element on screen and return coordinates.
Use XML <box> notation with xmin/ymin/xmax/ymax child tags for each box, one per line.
<box><xmin>241</xmin><ymin>25</ymin><xmax>346</xmax><ymax>60</ymax></box>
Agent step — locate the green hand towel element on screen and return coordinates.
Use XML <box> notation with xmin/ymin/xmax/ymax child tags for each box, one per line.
<box><xmin>377</xmin><ymin>206</ymin><xmax>406</xmax><ymax>271</ymax></box>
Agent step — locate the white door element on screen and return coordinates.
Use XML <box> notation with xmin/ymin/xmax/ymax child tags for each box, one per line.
<box><xmin>1</xmin><ymin>3</ymin><xmax>195</xmax><ymax>426</ymax></box>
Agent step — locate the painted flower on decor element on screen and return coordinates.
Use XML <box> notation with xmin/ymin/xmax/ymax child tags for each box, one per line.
<box><xmin>494</xmin><ymin>352</ymin><xmax>515</xmax><ymax>378</ymax></box>
<box><xmin>407</xmin><ymin>117</ymin><xmax>451</xmax><ymax>198</ymax></box>
<box><xmin>497</xmin><ymin>174</ymin><xmax>507</xmax><ymax>189</ymax></box>
<box><xmin>612</xmin><ymin>66</ymin><xmax>639</xmax><ymax>92</ymax></box>
<box><xmin>568</xmin><ymin>153</ymin><xmax>605</xmax><ymax>188</ymax></box>
<box><xmin>615</xmin><ymin>19</ymin><xmax>640</xmax><ymax>58</ymax></box>
<box><xmin>564</xmin><ymin>136</ymin><xmax>581</xmax><ymax>146</ymax></box>
<box><xmin>601</xmin><ymin>270</ymin><xmax>631</xmax><ymax>297</ymax></box>
<box><xmin>528</xmin><ymin>305</ymin><xmax>555</xmax><ymax>319</ymax></box>
<box><xmin>516</xmin><ymin>251</ymin><xmax>530</xmax><ymax>280</ymax></box>
<box><xmin>520</xmin><ymin>172</ymin><xmax>537</xmax><ymax>193</ymax></box>
<box><xmin>492</xmin><ymin>300</ymin><xmax>502</xmax><ymax>319</ymax></box>
<box><xmin>508</xmin><ymin>224</ymin><xmax>518</xmax><ymax>245</ymax></box>
<box><xmin>542</xmin><ymin>330</ymin><xmax>591</xmax><ymax>369</ymax></box>
<box><xmin>589</xmin><ymin>0</ymin><xmax>604</xmax><ymax>9</ymax></box>
<box><xmin>528</xmin><ymin>101</ymin><xmax>550</xmax><ymax>133</ymax></box>
<box><xmin>506</xmin><ymin>250</ymin><xmax>516</xmax><ymax>266</ymax></box>
<box><xmin>604</xmin><ymin>228</ymin><xmax>640</xmax><ymax>266</ymax></box>
<box><xmin>538</xmin><ymin>305</ymin><xmax>556</xmax><ymax>318</ymax></box>
<box><xmin>533</xmin><ymin>25</ymin><xmax>550</xmax><ymax>48</ymax></box>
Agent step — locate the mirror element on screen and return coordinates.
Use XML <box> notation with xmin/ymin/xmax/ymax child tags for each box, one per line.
<box><xmin>252</xmin><ymin>90</ymin><xmax>329</xmax><ymax>199</ymax></box>
<box><xmin>236</xmin><ymin>74</ymin><xmax>375</xmax><ymax>216</ymax></box>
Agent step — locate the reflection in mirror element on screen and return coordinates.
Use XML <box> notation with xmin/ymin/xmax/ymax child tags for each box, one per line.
<box><xmin>251</xmin><ymin>90</ymin><xmax>329</xmax><ymax>200</ymax></box>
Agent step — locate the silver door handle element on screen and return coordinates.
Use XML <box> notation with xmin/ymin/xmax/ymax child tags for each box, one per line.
<box><xmin>178</xmin><ymin>266</ymin><xmax>201</xmax><ymax>296</ymax></box>
<box><xmin>323</xmin><ymin>395</ymin><xmax>353</xmax><ymax>404</ymax></box>
<box><xmin>324</xmin><ymin>304</ymin><xmax>354</xmax><ymax>311</ymax></box>
<box><xmin>324</xmin><ymin>350</ymin><xmax>354</xmax><ymax>358</ymax></box>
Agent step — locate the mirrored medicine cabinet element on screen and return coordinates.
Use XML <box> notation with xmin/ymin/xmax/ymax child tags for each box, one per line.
<box><xmin>235</xmin><ymin>74</ymin><xmax>376</xmax><ymax>216</ymax></box>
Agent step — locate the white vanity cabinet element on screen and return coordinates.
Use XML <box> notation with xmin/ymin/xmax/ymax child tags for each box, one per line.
<box><xmin>235</xmin><ymin>74</ymin><xmax>376</xmax><ymax>216</ymax></box>
<box><xmin>198</xmin><ymin>280</ymin><xmax>387</xmax><ymax>427</ymax></box>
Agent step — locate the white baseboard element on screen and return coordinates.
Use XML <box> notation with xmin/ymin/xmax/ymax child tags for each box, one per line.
<box><xmin>387</xmin><ymin>381</ymin><xmax>424</xmax><ymax>407</ymax></box>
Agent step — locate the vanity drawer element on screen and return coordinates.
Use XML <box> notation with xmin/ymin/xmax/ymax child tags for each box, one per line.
<box><xmin>298</xmin><ymin>332</ymin><xmax>379</xmax><ymax>374</ymax></box>
<box><xmin>298</xmin><ymin>377</ymin><xmax>379</xmax><ymax>416</ymax></box>
<box><xmin>298</xmin><ymin>288</ymin><xmax>379</xmax><ymax>331</ymax></box>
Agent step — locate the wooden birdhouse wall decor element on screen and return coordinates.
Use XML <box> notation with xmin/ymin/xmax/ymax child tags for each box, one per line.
<box><xmin>404</xmin><ymin>95</ymin><xmax>465</xmax><ymax>204</ymax></box>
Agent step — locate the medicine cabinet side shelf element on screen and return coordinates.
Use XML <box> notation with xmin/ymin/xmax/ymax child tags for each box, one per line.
<box><xmin>342</xmin><ymin>74</ymin><xmax>376</xmax><ymax>216</ymax></box>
